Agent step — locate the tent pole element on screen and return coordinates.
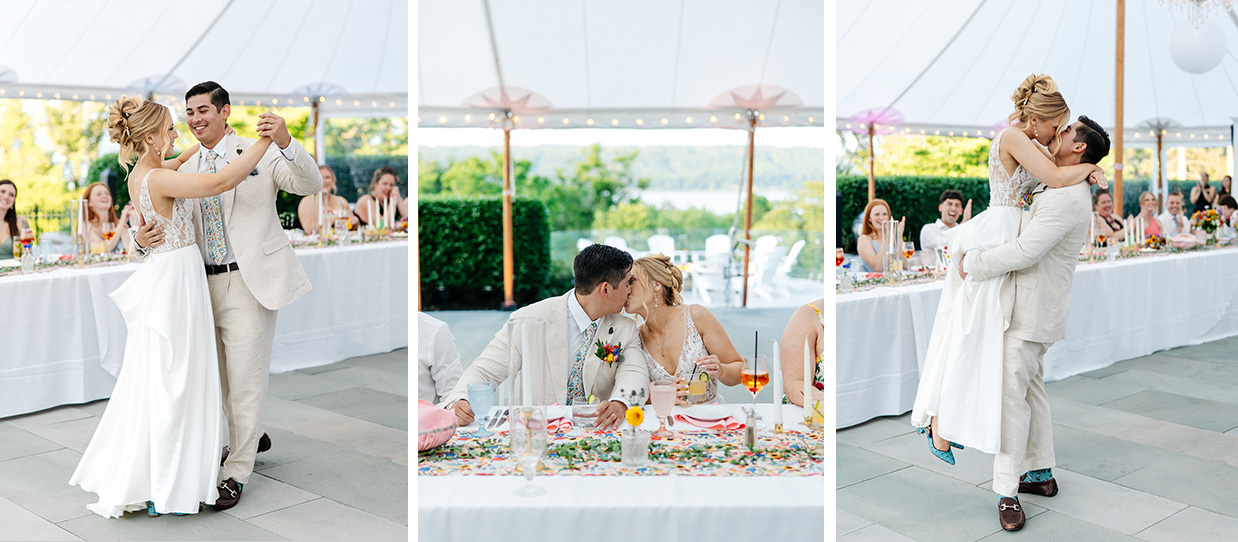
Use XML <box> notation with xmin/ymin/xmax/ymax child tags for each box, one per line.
<box><xmin>502</xmin><ymin>123</ymin><xmax>515</xmax><ymax>309</ymax></box>
<box><xmin>1157</xmin><ymin>131</ymin><xmax>1165</xmax><ymax>212</ymax></box>
<box><xmin>1114</xmin><ymin>0</ymin><xmax>1126</xmax><ymax>212</ymax></box>
<box><xmin>867</xmin><ymin>124</ymin><xmax>876</xmax><ymax>202</ymax></box>
<box><xmin>741</xmin><ymin>114</ymin><xmax>757</xmax><ymax>308</ymax></box>
<box><xmin>310</xmin><ymin>100</ymin><xmax>321</xmax><ymax>164</ymax></box>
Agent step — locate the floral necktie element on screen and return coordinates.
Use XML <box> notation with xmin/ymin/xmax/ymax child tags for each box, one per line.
<box><xmin>203</xmin><ymin>149</ymin><xmax>227</xmax><ymax>264</ymax></box>
<box><xmin>566</xmin><ymin>321</ymin><xmax>599</xmax><ymax>405</ymax></box>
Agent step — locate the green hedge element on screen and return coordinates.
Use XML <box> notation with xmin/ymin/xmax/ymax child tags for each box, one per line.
<box><xmin>839</xmin><ymin>175</ymin><xmax>1181</xmax><ymax>251</ymax></box>
<box><xmin>419</xmin><ymin>196</ymin><xmax>551</xmax><ymax>309</ymax></box>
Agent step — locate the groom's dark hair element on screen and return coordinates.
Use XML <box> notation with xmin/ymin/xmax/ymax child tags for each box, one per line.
<box><xmin>185</xmin><ymin>81</ymin><xmax>230</xmax><ymax>112</ymax></box>
<box><xmin>574</xmin><ymin>244</ymin><xmax>633</xmax><ymax>295</ymax></box>
<box><xmin>1075</xmin><ymin>116</ymin><xmax>1110</xmax><ymax>165</ymax></box>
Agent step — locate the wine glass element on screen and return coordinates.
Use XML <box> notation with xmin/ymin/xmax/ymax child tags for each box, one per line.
<box><xmin>835</xmin><ymin>248</ymin><xmax>845</xmax><ymax>267</ymax></box>
<box><xmin>510</xmin><ymin>407</ymin><xmax>548</xmax><ymax>497</ymax></box>
<box><xmin>101</xmin><ymin>222</ymin><xmax>116</xmax><ymax>243</ymax></box>
<box><xmin>467</xmin><ymin>382</ymin><xmax>495</xmax><ymax>437</ymax></box>
<box><xmin>741</xmin><ymin>355</ymin><xmax>769</xmax><ymax>424</ymax></box>
<box><xmin>650</xmin><ymin>380</ymin><xmax>675</xmax><ymax>439</ymax></box>
<box><xmin>902</xmin><ymin>241</ymin><xmax>916</xmax><ymax>272</ymax></box>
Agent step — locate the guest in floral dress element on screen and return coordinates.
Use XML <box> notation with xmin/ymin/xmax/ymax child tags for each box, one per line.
<box><xmin>780</xmin><ymin>298</ymin><xmax>825</xmax><ymax>407</ymax></box>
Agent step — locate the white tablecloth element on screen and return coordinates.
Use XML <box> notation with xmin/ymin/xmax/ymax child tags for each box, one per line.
<box><xmin>0</xmin><ymin>242</ymin><xmax>407</xmax><ymax>419</ymax></box>
<box><xmin>418</xmin><ymin>404</ymin><xmax>825</xmax><ymax>542</ymax></box>
<box><xmin>837</xmin><ymin>248</ymin><xmax>1238</xmax><ymax>429</ymax></box>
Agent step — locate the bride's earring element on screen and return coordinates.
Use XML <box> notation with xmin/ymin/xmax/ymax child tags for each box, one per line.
<box><xmin>1032</xmin><ymin>120</ymin><xmax>1039</xmax><ymax>139</ymax></box>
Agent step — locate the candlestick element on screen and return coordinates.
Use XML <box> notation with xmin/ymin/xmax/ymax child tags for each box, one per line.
<box><xmin>508</xmin><ymin>322</ymin><xmax>515</xmax><ymax>409</ymax></box>
<box><xmin>803</xmin><ymin>338</ymin><xmax>812</xmax><ymax>424</ymax></box>
<box><xmin>521</xmin><ymin>322</ymin><xmax>533</xmax><ymax>407</ymax></box>
<box><xmin>771</xmin><ymin>339</ymin><xmax>783</xmax><ymax>432</ymax></box>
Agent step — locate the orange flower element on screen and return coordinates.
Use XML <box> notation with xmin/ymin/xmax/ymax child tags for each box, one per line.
<box><xmin>624</xmin><ymin>406</ymin><xmax>644</xmax><ymax>427</ymax></box>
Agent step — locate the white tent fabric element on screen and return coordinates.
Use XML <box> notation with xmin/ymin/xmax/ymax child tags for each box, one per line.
<box><xmin>417</xmin><ymin>0</ymin><xmax>824</xmax><ymax>130</ymax></box>
<box><xmin>0</xmin><ymin>0</ymin><xmax>407</xmax><ymax>115</ymax></box>
<box><xmin>838</xmin><ymin>0</ymin><xmax>1238</xmax><ymax>148</ymax></box>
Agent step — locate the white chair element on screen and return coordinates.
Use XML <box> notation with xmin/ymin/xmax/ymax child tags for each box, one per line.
<box><xmin>771</xmin><ymin>239</ymin><xmax>807</xmax><ymax>294</ymax></box>
<box><xmin>576</xmin><ymin>238</ymin><xmax>593</xmax><ymax>252</ymax></box>
<box><xmin>751</xmin><ymin>246</ymin><xmax>789</xmax><ymax>301</ymax></box>
<box><xmin>604</xmin><ymin>236</ymin><xmax>629</xmax><ymax>251</ymax></box>
<box><xmin>748</xmin><ymin>235</ymin><xmax>780</xmax><ymax>288</ymax></box>
<box><xmin>693</xmin><ymin>234</ymin><xmax>739</xmax><ymax>305</ymax></box>
<box><xmin>647</xmin><ymin>234</ymin><xmax>675</xmax><ymax>259</ymax></box>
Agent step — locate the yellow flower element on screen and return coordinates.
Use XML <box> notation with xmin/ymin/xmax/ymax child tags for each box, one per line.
<box><xmin>625</xmin><ymin>406</ymin><xmax>644</xmax><ymax>427</ymax></box>
<box><xmin>605</xmin><ymin>354</ymin><xmax>614</xmax><ymax>363</ymax></box>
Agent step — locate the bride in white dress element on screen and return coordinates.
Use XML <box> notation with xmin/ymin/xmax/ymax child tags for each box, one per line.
<box><xmin>625</xmin><ymin>254</ymin><xmax>744</xmax><ymax>404</ymax></box>
<box><xmin>910</xmin><ymin>75</ymin><xmax>1104</xmax><ymax>460</ymax></box>
<box><xmin>69</xmin><ymin>97</ymin><xmax>272</xmax><ymax>517</ymax></box>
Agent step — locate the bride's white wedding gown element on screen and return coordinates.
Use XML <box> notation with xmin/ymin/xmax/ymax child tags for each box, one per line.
<box><xmin>69</xmin><ymin>170</ymin><xmax>222</xmax><ymax>517</ymax></box>
<box><xmin>910</xmin><ymin>128</ymin><xmax>1038</xmax><ymax>454</ymax></box>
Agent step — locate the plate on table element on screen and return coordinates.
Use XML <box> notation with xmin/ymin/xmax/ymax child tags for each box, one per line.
<box><xmin>683</xmin><ymin>405</ymin><xmax>729</xmax><ymax>421</ymax></box>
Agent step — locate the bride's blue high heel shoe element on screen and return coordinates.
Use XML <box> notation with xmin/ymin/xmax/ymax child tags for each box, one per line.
<box><xmin>146</xmin><ymin>501</ymin><xmax>201</xmax><ymax>517</ymax></box>
<box><xmin>916</xmin><ymin>426</ymin><xmax>960</xmax><ymax>465</ymax></box>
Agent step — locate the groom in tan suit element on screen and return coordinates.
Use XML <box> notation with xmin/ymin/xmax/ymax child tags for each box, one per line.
<box><xmin>444</xmin><ymin>244</ymin><xmax>649</xmax><ymax>431</ymax></box>
<box><xmin>179</xmin><ymin>81</ymin><xmax>320</xmax><ymax>510</ymax></box>
<box><xmin>961</xmin><ymin>116</ymin><xmax>1110</xmax><ymax>531</ymax></box>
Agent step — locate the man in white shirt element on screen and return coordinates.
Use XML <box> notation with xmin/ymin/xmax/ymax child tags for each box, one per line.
<box><xmin>920</xmin><ymin>190</ymin><xmax>970</xmax><ymax>266</ymax></box>
<box><xmin>1158</xmin><ymin>191</ymin><xmax>1191</xmax><ymax>237</ymax></box>
<box><xmin>418</xmin><ymin>313</ymin><xmax>463</xmax><ymax>404</ymax></box>
<box><xmin>1218</xmin><ymin>195</ymin><xmax>1238</xmax><ymax>241</ymax></box>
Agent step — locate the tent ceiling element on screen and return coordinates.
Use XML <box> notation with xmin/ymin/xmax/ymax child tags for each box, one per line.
<box><xmin>0</xmin><ymin>0</ymin><xmax>407</xmax><ymax>115</ymax></box>
<box><xmin>838</xmin><ymin>0</ymin><xmax>1238</xmax><ymax>148</ymax></box>
<box><xmin>417</xmin><ymin>0</ymin><xmax>824</xmax><ymax>130</ymax></box>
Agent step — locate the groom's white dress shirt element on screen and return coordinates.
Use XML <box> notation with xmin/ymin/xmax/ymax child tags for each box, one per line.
<box><xmin>196</xmin><ymin>138</ymin><xmax>298</xmax><ymax>267</ymax></box>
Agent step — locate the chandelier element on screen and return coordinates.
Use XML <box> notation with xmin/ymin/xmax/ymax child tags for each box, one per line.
<box><xmin>1161</xmin><ymin>0</ymin><xmax>1235</xmax><ymax>26</ymax></box>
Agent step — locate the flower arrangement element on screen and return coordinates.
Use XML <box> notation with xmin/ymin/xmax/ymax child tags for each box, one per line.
<box><xmin>595</xmin><ymin>340</ymin><xmax>623</xmax><ymax>366</ymax></box>
<box><xmin>1143</xmin><ymin>234</ymin><xmax>1165</xmax><ymax>250</ymax></box>
<box><xmin>1193</xmin><ymin>209</ymin><xmax>1222</xmax><ymax>234</ymax></box>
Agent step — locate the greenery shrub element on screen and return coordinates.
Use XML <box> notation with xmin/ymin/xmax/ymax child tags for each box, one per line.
<box><xmin>419</xmin><ymin>196</ymin><xmax>551</xmax><ymax>309</ymax></box>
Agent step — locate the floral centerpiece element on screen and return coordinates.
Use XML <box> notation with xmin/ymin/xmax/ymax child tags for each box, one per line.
<box><xmin>1193</xmin><ymin>209</ymin><xmax>1223</xmax><ymax>243</ymax></box>
<box><xmin>1143</xmin><ymin>234</ymin><xmax>1165</xmax><ymax>250</ymax></box>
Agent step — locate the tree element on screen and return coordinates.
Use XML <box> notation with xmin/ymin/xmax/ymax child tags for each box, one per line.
<box><xmin>43</xmin><ymin>101</ymin><xmax>108</xmax><ymax>188</ymax></box>
<box><xmin>0</xmin><ymin>102</ymin><xmax>66</xmax><ymax>214</ymax></box>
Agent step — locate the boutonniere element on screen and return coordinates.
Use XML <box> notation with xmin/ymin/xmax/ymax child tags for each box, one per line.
<box><xmin>1020</xmin><ymin>192</ymin><xmax>1034</xmax><ymax>211</ymax></box>
<box><xmin>595</xmin><ymin>340</ymin><xmax>623</xmax><ymax>366</ymax></box>
<box><xmin>249</xmin><ymin>168</ymin><xmax>259</xmax><ymax>176</ymax></box>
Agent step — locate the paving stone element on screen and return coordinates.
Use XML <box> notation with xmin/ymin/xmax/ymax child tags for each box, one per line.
<box><xmin>0</xmin><ymin>423</ymin><xmax>63</xmax><ymax>462</ymax></box>
<box><xmin>839</xmin><ymin>524</ymin><xmax>918</xmax><ymax>541</ymax></box>
<box><xmin>259</xmin><ymin>450</ymin><xmax>407</xmax><ymax>525</ymax></box>
<box><xmin>0</xmin><ymin>449</ymin><xmax>98</xmax><ymax>524</ymax></box>
<box><xmin>1102</xmin><ymin>390</ymin><xmax>1238</xmax><ymax>433</ymax></box>
<box><xmin>296</xmin><ymin>387</ymin><xmax>407</xmax><ymax>430</ymax></box>
<box><xmin>57</xmin><ymin>507</ymin><xmax>284</xmax><ymax>541</ymax></box>
<box><xmin>861</xmin><ymin>430</ymin><xmax>995</xmax><ymax>486</ymax></box>
<box><xmin>837</xmin><ymin>417</ymin><xmax>915</xmax><ymax>447</ymax></box>
<box><xmin>266</xmin><ymin>372</ymin><xmax>357</xmax><ymax>402</ymax></box>
<box><xmin>1016</xmin><ymin>468</ymin><xmax>1186</xmax><ymax>535</ymax></box>
<box><xmin>836</xmin><ymin>507</ymin><xmax>873</xmax><ymax>538</ymax></box>
<box><xmin>247</xmin><ymin>497</ymin><xmax>406</xmax><ymax>542</ymax></box>
<box><xmin>1045</xmin><ymin>375</ymin><xmax>1146</xmax><ymax>406</ymax></box>
<box><xmin>23</xmin><ymin>417</ymin><xmax>101</xmax><ymax>455</ymax></box>
<box><xmin>1053</xmin><ymin>424</ymin><xmax>1175</xmax><ymax>481</ymax></box>
<box><xmin>0</xmin><ymin>496</ymin><xmax>81</xmax><ymax>541</ymax></box>
<box><xmin>836</xmin><ymin>442</ymin><xmax>906</xmax><ymax>489</ymax></box>
<box><xmin>1047</xmin><ymin>396</ymin><xmax>1151</xmax><ymax>437</ymax></box>
<box><xmin>2</xmin><ymin>406</ymin><xmax>93</xmax><ymax>430</ymax></box>
<box><xmin>219</xmin><ymin>473</ymin><xmax>318</xmax><ymax>521</ymax></box>
<box><xmin>1113</xmin><ymin>455</ymin><xmax>1238</xmax><ymax>521</ymax></box>
<box><xmin>1134</xmin><ymin>506</ymin><xmax>1238</xmax><ymax>541</ymax></box>
<box><xmin>974</xmin><ymin>510</ymin><xmax>1140</xmax><ymax>541</ymax></box>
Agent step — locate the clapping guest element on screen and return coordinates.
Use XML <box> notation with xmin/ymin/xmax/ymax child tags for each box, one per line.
<box><xmin>418</xmin><ymin>312</ymin><xmax>463</xmax><ymax>404</ymax></box>
<box><xmin>81</xmin><ymin>182</ymin><xmax>136</xmax><ymax>254</ymax></box>
<box><xmin>1091</xmin><ymin>189</ymin><xmax>1125</xmax><ymax>242</ymax></box>
<box><xmin>1137</xmin><ymin>191</ymin><xmax>1163</xmax><ymax>239</ymax></box>
<box><xmin>1191</xmin><ymin>172</ymin><xmax>1216</xmax><ymax>213</ymax></box>
<box><xmin>626</xmin><ymin>254</ymin><xmax>744</xmax><ymax>405</ymax></box>
<box><xmin>920</xmin><ymin>190</ymin><xmax>971</xmax><ymax>266</ymax></box>
<box><xmin>1159</xmin><ymin>191</ymin><xmax>1191</xmax><ymax>237</ymax></box>
<box><xmin>0</xmin><ymin>179</ymin><xmax>31</xmax><ymax>260</ymax></box>
<box><xmin>1218</xmin><ymin>195</ymin><xmax>1238</xmax><ymax>241</ymax></box>
<box><xmin>857</xmin><ymin>198</ymin><xmax>906</xmax><ymax>272</ymax></box>
<box><xmin>781</xmin><ymin>297</ymin><xmax>824</xmax><ymax>408</ymax></box>
<box><xmin>297</xmin><ymin>165</ymin><xmax>358</xmax><ymax>233</ymax></box>
<box><xmin>355</xmin><ymin>166</ymin><xmax>407</xmax><ymax>226</ymax></box>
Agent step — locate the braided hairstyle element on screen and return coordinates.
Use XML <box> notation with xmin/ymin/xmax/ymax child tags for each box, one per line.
<box><xmin>632</xmin><ymin>253</ymin><xmax>684</xmax><ymax>314</ymax></box>
<box><xmin>107</xmin><ymin>96</ymin><xmax>171</xmax><ymax>174</ymax></box>
<box><xmin>1008</xmin><ymin>74</ymin><xmax>1070</xmax><ymax>153</ymax></box>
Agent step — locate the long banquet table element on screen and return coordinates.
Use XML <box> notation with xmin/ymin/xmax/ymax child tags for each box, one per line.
<box><xmin>418</xmin><ymin>403</ymin><xmax>825</xmax><ymax>542</ymax></box>
<box><xmin>1</xmin><ymin>241</ymin><xmax>408</xmax><ymax>419</ymax></box>
<box><xmin>838</xmin><ymin>247</ymin><xmax>1238</xmax><ymax>429</ymax></box>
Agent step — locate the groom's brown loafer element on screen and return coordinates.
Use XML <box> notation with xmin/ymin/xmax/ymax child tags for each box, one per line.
<box><xmin>212</xmin><ymin>478</ymin><xmax>243</xmax><ymax>511</ymax></box>
<box><xmin>1019</xmin><ymin>477</ymin><xmax>1059</xmax><ymax>497</ymax></box>
<box><xmin>220</xmin><ymin>433</ymin><xmax>273</xmax><ymax>466</ymax></box>
<box><xmin>998</xmin><ymin>497</ymin><xmax>1025</xmax><ymax>531</ymax></box>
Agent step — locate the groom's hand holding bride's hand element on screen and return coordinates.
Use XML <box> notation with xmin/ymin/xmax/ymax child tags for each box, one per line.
<box><xmin>255</xmin><ymin>112</ymin><xmax>291</xmax><ymax>149</ymax></box>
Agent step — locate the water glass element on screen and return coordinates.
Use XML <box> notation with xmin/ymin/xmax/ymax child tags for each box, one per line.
<box><xmin>510</xmin><ymin>407</ymin><xmax>548</xmax><ymax>496</ymax></box>
<box><xmin>467</xmin><ymin>382</ymin><xmax>495</xmax><ymax>437</ymax></box>
<box><xmin>570</xmin><ymin>396</ymin><xmax>600</xmax><ymax>430</ymax></box>
<box><xmin>620</xmin><ymin>429</ymin><xmax>650</xmax><ymax>468</ymax></box>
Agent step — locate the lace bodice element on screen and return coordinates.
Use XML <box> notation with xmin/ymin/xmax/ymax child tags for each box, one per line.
<box><xmin>138</xmin><ymin>170</ymin><xmax>196</xmax><ymax>255</ymax></box>
<box><xmin>643</xmin><ymin>306</ymin><xmax>717</xmax><ymax>401</ymax></box>
<box><xmin>988</xmin><ymin>128</ymin><xmax>1040</xmax><ymax>207</ymax></box>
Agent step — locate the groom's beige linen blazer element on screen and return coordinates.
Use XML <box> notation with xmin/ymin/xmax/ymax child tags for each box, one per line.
<box><xmin>178</xmin><ymin>134</ymin><xmax>321</xmax><ymax>310</ymax></box>
<box><xmin>440</xmin><ymin>291</ymin><xmax>649</xmax><ymax>407</ymax></box>
<box><xmin>966</xmin><ymin>181</ymin><xmax>1092</xmax><ymax>343</ymax></box>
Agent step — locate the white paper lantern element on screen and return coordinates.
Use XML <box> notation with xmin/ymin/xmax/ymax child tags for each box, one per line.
<box><xmin>1170</xmin><ymin>19</ymin><xmax>1226</xmax><ymax>74</ymax></box>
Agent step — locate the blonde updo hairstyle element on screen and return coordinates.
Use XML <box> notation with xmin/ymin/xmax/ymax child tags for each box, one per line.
<box><xmin>1008</xmin><ymin>74</ymin><xmax>1070</xmax><ymax>154</ymax></box>
<box><xmin>632</xmin><ymin>254</ymin><xmax>684</xmax><ymax>313</ymax></box>
<box><xmin>108</xmin><ymin>96</ymin><xmax>171</xmax><ymax>174</ymax></box>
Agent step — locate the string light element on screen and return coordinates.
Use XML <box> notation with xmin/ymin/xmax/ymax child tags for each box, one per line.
<box><xmin>782</xmin><ymin>115</ymin><xmax>789</xmax><ymax>122</ymax></box>
<box><xmin>53</xmin><ymin>93</ymin><xmax>60</xmax><ymax>99</ymax></box>
<box><xmin>686</xmin><ymin>116</ymin><xmax>693</xmax><ymax>124</ymax></box>
<box><xmin>661</xmin><ymin>117</ymin><xmax>668</xmax><ymax>125</ymax></box>
<box><xmin>36</xmin><ymin>92</ymin><xmax>42</xmax><ymax>98</ymax></box>
<box><xmin>587</xmin><ymin>118</ymin><xmax>594</xmax><ymax>126</ymax></box>
<box><xmin>562</xmin><ymin>117</ymin><xmax>569</xmax><ymax>125</ymax></box>
<box><xmin>105</xmin><ymin>94</ymin><xmax>111</xmax><ymax>100</ymax></box>
<box><xmin>948</xmin><ymin>131</ymin><xmax>954</xmax><ymax>136</ymax></box>
<box><xmin>319</xmin><ymin>96</ymin><xmax>326</xmax><ymax>102</ymax></box>
<box><xmin>89</xmin><ymin>94</ymin><xmax>95</xmax><ymax>99</ymax></box>
<box><xmin>735</xmin><ymin>113</ymin><xmax>742</xmax><ymax>121</ymax></box>
<box><xmin>353</xmin><ymin>100</ymin><xmax>360</xmax><ymax>106</ymax></box>
<box><xmin>465</xmin><ymin>114</ymin><xmax>472</xmax><ymax>122</ymax></box>
<box><xmin>371</xmin><ymin>100</ymin><xmax>377</xmax><ymax>107</ymax></box>
<box><xmin>304</xmin><ymin>97</ymin><xmax>310</xmax><ymax>103</ymax></box>
<box><xmin>845</xmin><ymin>123</ymin><xmax>852</xmax><ymax>129</ymax></box>
<box><xmin>72</xmin><ymin>94</ymin><xmax>78</xmax><ymax>100</ymax></box>
<box><xmin>934</xmin><ymin>130</ymin><xmax>940</xmax><ymax>135</ymax></box>
<box><xmin>920</xmin><ymin>130</ymin><xmax>926</xmax><ymax>135</ymax></box>
<box><xmin>758</xmin><ymin>113</ymin><xmax>765</xmax><ymax>121</ymax></box>
<box><xmin>611</xmin><ymin>118</ymin><xmax>619</xmax><ymax>126</ymax></box>
<box><xmin>538</xmin><ymin>116</ymin><xmax>545</xmax><ymax>124</ymax></box>
<box><xmin>962</xmin><ymin>131</ymin><xmax>968</xmax><ymax>137</ymax></box>
<box><xmin>18</xmin><ymin>91</ymin><xmax>24</xmax><ymax>96</ymax></box>
<box><xmin>710</xmin><ymin>115</ymin><xmax>718</xmax><ymax>123</ymax></box>
<box><xmin>438</xmin><ymin>116</ymin><xmax>446</xmax><ymax>123</ymax></box>
<box><xmin>1176</xmin><ymin>132</ymin><xmax>1182</xmax><ymax>137</ymax></box>
<box><xmin>512</xmin><ymin>115</ymin><xmax>520</xmax><ymax>123</ymax></box>
<box><xmin>807</xmin><ymin>117</ymin><xmax>814</xmax><ymax>123</ymax></box>
<box><xmin>336</xmin><ymin>99</ymin><xmax>342</xmax><ymax>105</ymax></box>
<box><xmin>636</xmin><ymin>118</ymin><xmax>644</xmax><ymax>126</ymax></box>
<box><xmin>389</xmin><ymin>101</ymin><xmax>395</xmax><ymax>107</ymax></box>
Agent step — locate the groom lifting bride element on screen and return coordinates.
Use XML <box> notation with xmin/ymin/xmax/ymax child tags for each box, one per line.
<box><xmin>911</xmin><ymin>74</ymin><xmax>1111</xmax><ymax>532</ymax></box>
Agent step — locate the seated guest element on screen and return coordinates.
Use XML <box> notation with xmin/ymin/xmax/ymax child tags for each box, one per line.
<box><xmin>1091</xmin><ymin>189</ymin><xmax>1125</xmax><ymax>243</ymax></box>
<box><xmin>81</xmin><ymin>182</ymin><xmax>136</xmax><ymax>254</ymax></box>
<box><xmin>1218</xmin><ymin>195</ymin><xmax>1238</xmax><ymax>241</ymax></box>
<box><xmin>919</xmin><ymin>190</ymin><xmax>970</xmax><ymax>266</ymax></box>
<box><xmin>442</xmin><ymin>244</ymin><xmax>649</xmax><ymax>431</ymax></box>
<box><xmin>857</xmin><ymin>198</ymin><xmax>906</xmax><ymax>272</ymax></box>
<box><xmin>1158</xmin><ymin>191</ymin><xmax>1191</xmax><ymax>237</ymax></box>
<box><xmin>1191</xmin><ymin>172</ymin><xmax>1216</xmax><ymax>213</ymax></box>
<box><xmin>297</xmin><ymin>165</ymin><xmax>359</xmax><ymax>233</ymax></box>
<box><xmin>356</xmin><ymin>166</ymin><xmax>408</xmax><ymax>226</ymax></box>
<box><xmin>418</xmin><ymin>312</ymin><xmax>463</xmax><ymax>404</ymax></box>
<box><xmin>1137</xmin><ymin>191</ymin><xmax>1162</xmax><ymax>239</ymax></box>
<box><xmin>0</xmin><ymin>179</ymin><xmax>31</xmax><ymax>260</ymax></box>
<box><xmin>781</xmin><ymin>297</ymin><xmax>824</xmax><ymax>408</ymax></box>
<box><xmin>1216</xmin><ymin>175</ymin><xmax>1233</xmax><ymax>207</ymax></box>
<box><xmin>627</xmin><ymin>254</ymin><xmax>743</xmax><ymax>405</ymax></box>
